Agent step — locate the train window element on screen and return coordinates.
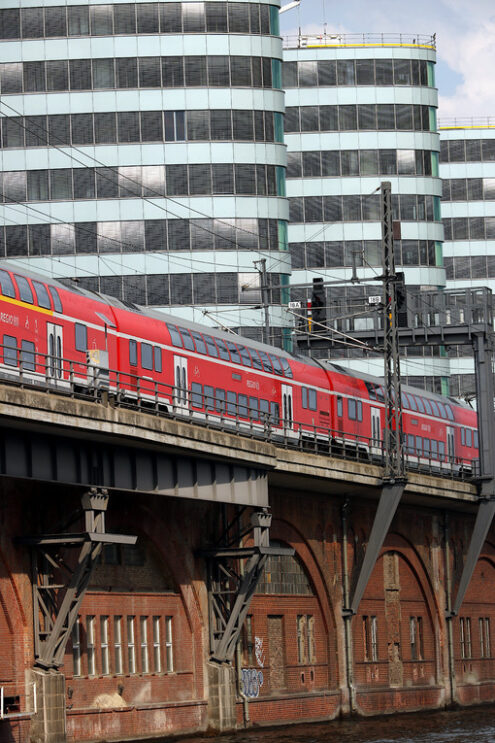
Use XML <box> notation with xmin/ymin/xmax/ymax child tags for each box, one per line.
<box><xmin>423</xmin><ymin>438</ymin><xmax>430</xmax><ymax>455</ymax></box>
<box><xmin>215</xmin><ymin>388</ymin><xmax>226</xmax><ymax>413</ymax></box>
<box><xmin>177</xmin><ymin>327</ymin><xmax>195</xmax><ymax>351</ymax></box>
<box><xmin>227</xmin><ymin>391</ymin><xmax>237</xmax><ymax>415</ymax></box>
<box><xmin>367</xmin><ymin>382</ymin><xmax>377</xmax><ymax>400</ymax></box>
<box><xmin>407</xmin><ymin>394</ymin><xmax>417</xmax><ymax>411</ymax></box>
<box><xmin>154</xmin><ymin>346</ymin><xmax>162</xmax><ymax>372</ymax></box>
<box><xmin>337</xmin><ymin>396</ymin><xmax>343</xmax><ymax>417</ymax></box>
<box><xmin>3</xmin><ymin>335</ymin><xmax>17</xmax><ymax>366</ymax></box>
<box><xmin>270</xmin><ymin>355</ymin><xmax>283</xmax><ymax>375</ymax></box>
<box><xmin>238</xmin><ymin>345</ymin><xmax>252</xmax><ymax>367</ymax></box>
<box><xmin>215</xmin><ymin>338</ymin><xmax>231</xmax><ymax>361</ymax></box>
<box><xmin>429</xmin><ymin>400</ymin><xmax>439</xmax><ymax>416</ymax></box>
<box><xmin>401</xmin><ymin>393</ymin><xmax>410</xmax><ymax>409</ymax></box>
<box><xmin>260</xmin><ymin>399</ymin><xmax>269</xmax><ymax>419</ymax></box>
<box><xmin>20</xmin><ymin>340</ymin><xmax>35</xmax><ymax>371</ymax></box>
<box><xmin>445</xmin><ymin>404</ymin><xmax>454</xmax><ymax>421</ymax></box>
<box><xmin>407</xmin><ymin>434</ymin><xmax>415</xmax><ymax>454</ymax></box>
<box><xmin>415</xmin><ymin>436</ymin><xmax>422</xmax><ymax>455</ymax></box>
<box><xmin>0</xmin><ymin>270</ymin><xmax>16</xmax><ymax>298</ymax></box>
<box><xmin>460</xmin><ymin>428</ymin><xmax>465</xmax><ymax>446</ymax></box>
<box><xmin>15</xmin><ymin>276</ymin><xmax>33</xmax><ymax>304</ymax></box>
<box><xmin>74</xmin><ymin>323</ymin><xmax>87</xmax><ymax>352</ymax></box>
<box><xmin>437</xmin><ymin>402</ymin><xmax>447</xmax><ymax>419</ymax></box>
<box><xmin>226</xmin><ymin>341</ymin><xmax>241</xmax><ymax>365</ymax></box>
<box><xmin>249</xmin><ymin>396</ymin><xmax>259</xmax><ymax>420</ymax></box>
<box><xmin>279</xmin><ymin>357</ymin><xmax>293</xmax><ymax>378</ymax></box>
<box><xmin>308</xmin><ymin>389</ymin><xmax>317</xmax><ymax>411</ymax></box>
<box><xmin>270</xmin><ymin>401</ymin><xmax>279</xmax><ymax>425</ymax></box>
<box><xmin>191</xmin><ymin>382</ymin><xmax>203</xmax><ymax>408</ymax></box>
<box><xmin>191</xmin><ymin>331</ymin><xmax>206</xmax><ymax>354</ymax></box>
<box><xmin>167</xmin><ymin>324</ymin><xmax>183</xmax><ymax>348</ymax></box>
<box><xmin>32</xmin><ymin>281</ymin><xmax>51</xmax><ymax>309</ymax></box>
<box><xmin>466</xmin><ymin>429</ymin><xmax>472</xmax><ymax>447</ymax></box>
<box><xmin>415</xmin><ymin>397</ymin><xmax>425</xmax><ymax>413</ymax></box>
<box><xmin>203</xmin><ymin>334</ymin><xmax>219</xmax><ymax>358</ymax></box>
<box><xmin>238</xmin><ymin>394</ymin><xmax>248</xmax><ymax>417</ymax></box>
<box><xmin>423</xmin><ymin>398</ymin><xmax>432</xmax><ymax>415</ymax></box>
<box><xmin>348</xmin><ymin>399</ymin><xmax>357</xmax><ymax>420</ymax></box>
<box><xmin>129</xmin><ymin>339</ymin><xmax>137</xmax><ymax>366</ymax></box>
<box><xmin>48</xmin><ymin>287</ymin><xmax>63</xmax><ymax>313</ymax></box>
<box><xmin>439</xmin><ymin>441</ymin><xmax>445</xmax><ymax>459</ymax></box>
<box><xmin>302</xmin><ymin>387</ymin><xmax>308</xmax><ymax>409</ymax></box>
<box><xmin>250</xmin><ymin>350</ymin><xmax>263</xmax><ymax>370</ymax></box>
<box><xmin>431</xmin><ymin>440</ymin><xmax>438</xmax><ymax>457</ymax></box>
<box><xmin>141</xmin><ymin>342</ymin><xmax>153</xmax><ymax>370</ymax></box>
<box><xmin>258</xmin><ymin>351</ymin><xmax>273</xmax><ymax>373</ymax></box>
<box><xmin>474</xmin><ymin>431</ymin><xmax>479</xmax><ymax>449</ymax></box>
<box><xmin>205</xmin><ymin>385</ymin><xmax>214</xmax><ymax>411</ymax></box>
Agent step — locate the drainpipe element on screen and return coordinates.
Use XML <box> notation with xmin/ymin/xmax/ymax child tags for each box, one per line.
<box><xmin>341</xmin><ymin>499</ymin><xmax>355</xmax><ymax>713</ymax></box>
<box><xmin>443</xmin><ymin>512</ymin><xmax>455</xmax><ymax>705</ymax></box>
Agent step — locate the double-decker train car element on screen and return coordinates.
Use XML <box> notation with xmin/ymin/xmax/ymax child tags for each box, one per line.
<box><xmin>0</xmin><ymin>262</ymin><xmax>479</xmax><ymax>473</ymax></box>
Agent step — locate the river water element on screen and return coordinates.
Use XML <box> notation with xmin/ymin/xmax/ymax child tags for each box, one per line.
<box><xmin>144</xmin><ymin>707</ymin><xmax>495</xmax><ymax>743</ymax></box>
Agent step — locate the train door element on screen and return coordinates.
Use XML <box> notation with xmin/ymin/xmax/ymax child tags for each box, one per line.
<box><xmin>281</xmin><ymin>384</ymin><xmax>293</xmax><ymax>431</ymax></box>
<box><xmin>371</xmin><ymin>407</ymin><xmax>381</xmax><ymax>454</ymax></box>
<box><xmin>447</xmin><ymin>426</ymin><xmax>455</xmax><ymax>465</ymax></box>
<box><xmin>47</xmin><ymin>323</ymin><xmax>63</xmax><ymax>382</ymax></box>
<box><xmin>173</xmin><ymin>355</ymin><xmax>188</xmax><ymax>411</ymax></box>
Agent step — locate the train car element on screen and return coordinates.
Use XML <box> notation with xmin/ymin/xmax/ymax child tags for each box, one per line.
<box><xmin>0</xmin><ymin>262</ymin><xmax>479</xmax><ymax>474</ymax></box>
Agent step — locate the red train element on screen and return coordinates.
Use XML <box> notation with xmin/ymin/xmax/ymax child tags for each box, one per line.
<box><xmin>0</xmin><ymin>262</ymin><xmax>479</xmax><ymax>473</ymax></box>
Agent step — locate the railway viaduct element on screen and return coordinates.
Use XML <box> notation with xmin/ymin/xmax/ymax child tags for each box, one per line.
<box><xmin>0</xmin><ymin>382</ymin><xmax>493</xmax><ymax>743</ymax></box>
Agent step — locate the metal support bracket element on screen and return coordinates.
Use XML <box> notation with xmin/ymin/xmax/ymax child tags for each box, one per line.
<box><xmin>17</xmin><ymin>488</ymin><xmax>136</xmax><ymax>670</ymax></box>
<box><xmin>344</xmin><ymin>479</ymin><xmax>405</xmax><ymax>617</ymax></box>
<box><xmin>202</xmin><ymin>508</ymin><xmax>293</xmax><ymax>664</ymax></box>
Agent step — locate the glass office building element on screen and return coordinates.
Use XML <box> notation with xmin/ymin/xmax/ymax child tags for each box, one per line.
<box><xmin>283</xmin><ymin>33</ymin><xmax>447</xmax><ymax>391</ymax></box>
<box><xmin>0</xmin><ymin>1</ymin><xmax>290</xmax><ymax>346</ymax></box>
<box><xmin>440</xmin><ymin>122</ymin><xmax>495</xmax><ymax>397</ymax></box>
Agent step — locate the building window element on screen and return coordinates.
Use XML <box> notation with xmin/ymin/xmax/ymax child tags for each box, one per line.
<box><xmin>165</xmin><ymin>616</ymin><xmax>174</xmax><ymax>672</ymax></box>
<box><xmin>152</xmin><ymin>616</ymin><xmax>162</xmax><ymax>673</ymax></box>
<box><xmin>127</xmin><ymin>616</ymin><xmax>136</xmax><ymax>674</ymax></box>
<box><xmin>363</xmin><ymin>615</ymin><xmax>378</xmax><ymax>662</ymax></box>
<box><xmin>410</xmin><ymin>616</ymin><xmax>424</xmax><ymax>661</ymax></box>
<box><xmin>114</xmin><ymin>616</ymin><xmax>123</xmax><ymax>674</ymax></box>
<box><xmin>460</xmin><ymin>617</ymin><xmax>472</xmax><ymax>659</ymax></box>
<box><xmin>86</xmin><ymin>615</ymin><xmax>96</xmax><ymax>675</ymax></box>
<box><xmin>242</xmin><ymin>614</ymin><xmax>254</xmax><ymax>666</ymax></box>
<box><xmin>140</xmin><ymin>616</ymin><xmax>149</xmax><ymax>673</ymax></box>
<box><xmin>71</xmin><ymin>617</ymin><xmax>81</xmax><ymax>676</ymax></box>
<box><xmin>297</xmin><ymin>614</ymin><xmax>316</xmax><ymax>664</ymax></box>
<box><xmin>100</xmin><ymin>616</ymin><xmax>109</xmax><ymax>674</ymax></box>
<box><xmin>480</xmin><ymin>617</ymin><xmax>491</xmax><ymax>659</ymax></box>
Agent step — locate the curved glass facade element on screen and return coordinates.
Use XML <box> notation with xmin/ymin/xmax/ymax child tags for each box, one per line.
<box><xmin>284</xmin><ymin>37</ymin><xmax>447</xmax><ymax>390</ymax></box>
<box><xmin>0</xmin><ymin>0</ymin><xmax>289</xmax><ymax>346</ymax></box>
<box><xmin>440</xmin><ymin>125</ymin><xmax>495</xmax><ymax>397</ymax></box>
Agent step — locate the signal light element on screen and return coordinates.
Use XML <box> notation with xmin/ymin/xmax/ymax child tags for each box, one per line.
<box><xmin>311</xmin><ymin>277</ymin><xmax>326</xmax><ymax>327</ymax></box>
<box><xmin>395</xmin><ymin>272</ymin><xmax>407</xmax><ymax>328</ymax></box>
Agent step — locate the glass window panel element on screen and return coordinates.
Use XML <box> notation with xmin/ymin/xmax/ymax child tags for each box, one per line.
<box><xmin>21</xmin><ymin>8</ymin><xmax>44</xmax><ymax>39</ymax></box>
<box><xmin>44</xmin><ymin>6</ymin><xmax>67</xmax><ymax>36</ymax></box>
<box><xmin>141</xmin><ymin>111</ymin><xmax>163</xmax><ymax>142</ymax></box>
<box><xmin>233</xmin><ymin>110</ymin><xmax>253</xmax><ymax>140</ymax></box>
<box><xmin>319</xmin><ymin>105</ymin><xmax>338</xmax><ymax>131</ymax></box>
<box><xmin>251</xmin><ymin>57</ymin><xmax>262</xmax><ymax>87</ymax></box>
<box><xmin>168</xmin><ymin>219</ymin><xmax>190</xmax><ymax>250</ymax></box>
<box><xmin>46</xmin><ymin>60</ymin><xmax>68</xmax><ymax>91</ymax></box>
<box><xmin>206</xmin><ymin>2</ymin><xmax>227</xmax><ymax>32</ymax></box>
<box><xmin>0</xmin><ymin>63</ymin><xmax>22</xmax><ymax>93</ymax></box>
<box><xmin>484</xmin><ymin>178</ymin><xmax>495</xmax><ymax>199</ymax></box>
<box><xmin>97</xmin><ymin>222</ymin><xmax>121</xmax><ymax>254</ymax></box>
<box><xmin>5</xmin><ymin>226</ymin><xmax>27</xmax><ymax>257</ymax></box>
<box><xmin>287</xmin><ymin>152</ymin><xmax>302</xmax><ymax>178</ymax></box>
<box><xmin>69</xmin><ymin>59</ymin><xmax>91</xmax><ymax>90</ymax></box>
<box><xmin>465</xmin><ymin>139</ymin><xmax>481</xmax><ymax>162</ymax></box>
<box><xmin>96</xmin><ymin>167</ymin><xmax>119</xmax><ymax>198</ymax></box>
<box><xmin>482</xmin><ymin>139</ymin><xmax>495</xmax><ymax>161</ymax></box>
<box><xmin>185</xmin><ymin>56</ymin><xmax>207</xmax><ymax>86</ymax></box>
<box><xmin>117</xmin><ymin>58</ymin><xmax>138</xmax><ymax>88</ymax></box>
<box><xmin>448</xmin><ymin>140</ymin><xmax>465</xmax><ymax>162</ymax></box>
<box><xmin>304</xmin><ymin>196</ymin><xmax>323</xmax><ymax>222</ymax></box>
<box><xmin>356</xmin><ymin>59</ymin><xmax>375</xmax><ymax>84</ymax></box>
<box><xmin>142</xmin><ymin>166</ymin><xmax>165</xmax><ymax>197</ymax></box>
<box><xmin>321</xmin><ymin>151</ymin><xmax>340</xmax><ymax>176</ymax></box>
<box><xmin>452</xmin><ymin>217</ymin><xmax>468</xmax><ymax>240</ymax></box>
<box><xmin>379</xmin><ymin>149</ymin><xmax>397</xmax><ymax>175</ymax></box>
<box><xmin>50</xmin><ymin>169</ymin><xmax>73</xmax><ymax>200</ymax></box>
<box><xmin>397</xmin><ymin>150</ymin><xmax>416</xmax><ymax>175</ymax></box>
<box><xmin>68</xmin><ymin>6</ymin><xmax>89</xmax><ymax>35</ymax></box>
<box><xmin>358</xmin><ymin>105</ymin><xmax>376</xmax><ymax>130</ymax></box>
<box><xmin>375</xmin><ymin>59</ymin><xmax>393</xmax><ymax>85</ymax></box>
<box><xmin>73</xmin><ymin>168</ymin><xmax>95</xmax><ymax>199</ymax></box>
<box><xmin>337</xmin><ymin>60</ymin><xmax>355</xmax><ymax>85</ymax></box>
<box><xmin>47</xmin><ymin>115</ymin><xmax>69</xmax><ymax>146</ymax></box>
<box><xmin>282</xmin><ymin>61</ymin><xmax>297</xmax><ymax>88</ymax></box>
<box><xmin>137</xmin><ymin>3</ymin><xmax>159</xmax><ymax>33</ymax></box>
<box><xmin>189</xmin><ymin>164</ymin><xmax>212</xmax><ymax>195</ymax></box>
<box><xmin>341</xmin><ymin>150</ymin><xmax>359</xmax><ymax>175</ymax></box>
<box><xmin>75</xmin><ymin>223</ymin><xmax>97</xmax><ymax>254</ymax></box>
<box><xmin>300</xmin><ymin>106</ymin><xmax>319</xmax><ymax>132</ymax></box>
<box><xmin>260</xmin><ymin>3</ymin><xmax>270</xmax><ymax>33</ymax></box>
<box><xmin>2</xmin><ymin>118</ymin><xmax>24</xmax><ymax>148</ymax></box>
<box><xmin>339</xmin><ymin>105</ymin><xmax>357</xmax><ymax>130</ymax></box>
<box><xmin>343</xmin><ymin>195</ymin><xmax>362</xmax><ymax>221</ymax></box>
<box><xmin>298</xmin><ymin>61</ymin><xmax>317</xmax><ymax>87</ymax></box>
<box><xmin>228</xmin><ymin>3</ymin><xmax>249</xmax><ymax>32</ymax></box>
<box><xmin>318</xmin><ymin>59</ymin><xmax>336</xmax><ymax>86</ymax></box>
<box><xmin>187</xmin><ymin>110</ymin><xmax>210</xmax><ymax>140</ymax></box>
<box><xmin>160</xmin><ymin>3</ymin><xmax>182</xmax><ymax>31</ymax></box>
<box><xmin>394</xmin><ymin>59</ymin><xmax>411</xmax><ymax>85</ymax></box>
<box><xmin>0</xmin><ymin>9</ymin><xmax>20</xmax><ymax>39</ymax></box>
<box><xmin>93</xmin><ymin>59</ymin><xmax>115</xmax><ymax>89</ymax></box>
<box><xmin>451</xmin><ymin>179</ymin><xmax>467</xmax><ymax>201</ymax></box>
<box><xmin>3</xmin><ymin>171</ymin><xmax>26</xmax><ymax>202</ymax></box>
<box><xmin>94</xmin><ymin>112</ymin><xmax>116</xmax><ymax>143</ymax></box>
<box><xmin>362</xmin><ymin>194</ymin><xmax>380</xmax><ymax>220</ymax></box>
<box><xmin>235</xmin><ymin>164</ymin><xmax>256</xmax><ymax>194</ymax></box>
<box><xmin>231</xmin><ymin>56</ymin><xmax>252</xmax><ymax>86</ymax></box>
<box><xmin>302</xmin><ymin>151</ymin><xmax>321</xmax><ymax>177</ymax></box>
<box><xmin>208</xmin><ymin>56</ymin><xmax>230</xmax><ymax>86</ymax></box>
<box><xmin>147</xmin><ymin>275</ymin><xmax>169</xmax><ymax>305</ymax></box>
<box><xmin>166</xmin><ymin>165</ymin><xmax>188</xmax><ymax>195</ymax></box>
<box><xmin>139</xmin><ymin>57</ymin><xmax>161</xmax><ymax>87</ymax></box>
<box><xmin>486</xmin><ymin>217</ymin><xmax>495</xmax><ymax>239</ymax></box>
<box><xmin>121</xmin><ymin>221</ymin><xmax>144</xmax><ymax>252</ymax></box>
<box><xmin>255</xmin><ymin>110</ymin><xmax>266</xmax><ymax>140</ymax></box>
<box><xmin>24</xmin><ymin>61</ymin><xmax>46</xmax><ymax>92</ymax></box>
<box><xmin>170</xmin><ymin>276</ymin><xmax>192</xmax><ymax>305</ymax></box>
<box><xmin>28</xmin><ymin>224</ymin><xmax>51</xmax><ymax>256</ymax></box>
<box><xmin>212</xmin><ymin>164</ymin><xmax>234</xmax><ymax>194</ymax></box>
<box><xmin>396</xmin><ymin>104</ymin><xmax>413</xmax><ymax>130</ymax></box>
<box><xmin>89</xmin><ymin>5</ymin><xmax>113</xmax><ymax>35</ymax></box>
<box><xmin>51</xmin><ymin>223</ymin><xmax>75</xmax><ymax>255</ymax></box>
<box><xmin>27</xmin><ymin>170</ymin><xmax>49</xmax><ymax>201</ymax></box>
<box><xmin>114</xmin><ymin>4</ymin><xmax>136</xmax><ymax>34</ymax></box>
<box><xmin>249</xmin><ymin>3</ymin><xmax>260</xmax><ymax>33</ymax></box>
<box><xmin>118</xmin><ymin>112</ymin><xmax>140</xmax><ymax>142</ymax></box>
<box><xmin>118</xmin><ymin>166</ymin><xmax>142</xmax><ymax>197</ymax></box>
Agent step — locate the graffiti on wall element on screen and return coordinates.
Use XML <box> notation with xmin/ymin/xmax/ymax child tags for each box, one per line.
<box><xmin>241</xmin><ymin>635</ymin><xmax>264</xmax><ymax>698</ymax></box>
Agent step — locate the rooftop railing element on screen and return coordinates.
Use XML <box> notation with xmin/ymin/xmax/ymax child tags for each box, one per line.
<box><xmin>283</xmin><ymin>32</ymin><xmax>436</xmax><ymax>50</ymax></box>
<box><xmin>439</xmin><ymin>117</ymin><xmax>495</xmax><ymax>130</ymax></box>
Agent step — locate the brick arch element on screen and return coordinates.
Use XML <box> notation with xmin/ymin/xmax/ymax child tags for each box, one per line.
<box><xmin>463</xmin><ymin>539</ymin><xmax>495</xmax><ymax>605</ymax></box>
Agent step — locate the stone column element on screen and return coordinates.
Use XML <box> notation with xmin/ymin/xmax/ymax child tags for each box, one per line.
<box><xmin>27</xmin><ymin>669</ymin><xmax>66</xmax><ymax>743</ymax></box>
<box><xmin>206</xmin><ymin>663</ymin><xmax>237</xmax><ymax>732</ymax></box>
